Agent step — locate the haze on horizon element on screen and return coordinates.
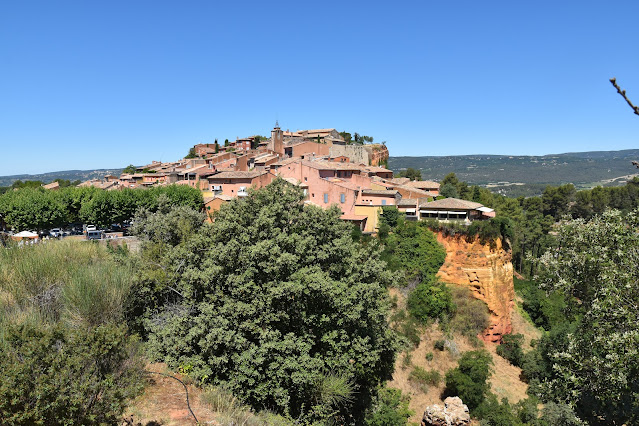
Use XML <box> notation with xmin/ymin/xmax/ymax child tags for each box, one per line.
<box><xmin>1</xmin><ymin>0</ymin><xmax>638</xmax><ymax>176</ymax></box>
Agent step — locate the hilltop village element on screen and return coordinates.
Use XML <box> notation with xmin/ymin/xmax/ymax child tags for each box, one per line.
<box><xmin>74</xmin><ymin>124</ymin><xmax>494</xmax><ymax>233</ymax></box>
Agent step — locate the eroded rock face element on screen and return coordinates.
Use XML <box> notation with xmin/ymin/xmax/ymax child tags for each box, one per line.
<box><xmin>435</xmin><ymin>233</ymin><xmax>514</xmax><ymax>342</ymax></box>
<box><xmin>422</xmin><ymin>396</ymin><xmax>470</xmax><ymax>426</ymax></box>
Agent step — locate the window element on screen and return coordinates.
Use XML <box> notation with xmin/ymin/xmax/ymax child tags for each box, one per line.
<box><xmin>340</xmin><ymin>193</ymin><xmax>345</xmax><ymax>203</ymax></box>
<box><xmin>324</xmin><ymin>193</ymin><xmax>329</xmax><ymax>203</ymax></box>
<box><xmin>304</xmin><ymin>177</ymin><xmax>308</xmax><ymax>182</ymax></box>
<box><xmin>382</xmin><ymin>200</ymin><xmax>387</xmax><ymax>206</ymax></box>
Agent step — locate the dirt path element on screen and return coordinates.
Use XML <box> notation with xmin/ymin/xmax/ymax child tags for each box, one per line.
<box><xmin>124</xmin><ymin>363</ymin><xmax>219</xmax><ymax>426</ymax></box>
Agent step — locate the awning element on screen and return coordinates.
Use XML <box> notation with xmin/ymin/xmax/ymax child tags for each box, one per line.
<box><xmin>420</xmin><ymin>210</ymin><xmax>439</xmax><ymax>214</ymax></box>
<box><xmin>404</xmin><ymin>208</ymin><xmax>416</xmax><ymax>213</ymax></box>
<box><xmin>477</xmin><ymin>206</ymin><xmax>494</xmax><ymax>213</ymax></box>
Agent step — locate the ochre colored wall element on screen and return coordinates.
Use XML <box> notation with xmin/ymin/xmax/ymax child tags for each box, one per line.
<box><xmin>435</xmin><ymin>233</ymin><xmax>515</xmax><ymax>343</ymax></box>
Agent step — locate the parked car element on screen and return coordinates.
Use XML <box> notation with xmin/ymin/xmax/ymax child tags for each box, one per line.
<box><xmin>49</xmin><ymin>228</ymin><xmax>62</xmax><ymax>238</ymax></box>
<box><xmin>86</xmin><ymin>230</ymin><xmax>103</xmax><ymax>240</ymax></box>
<box><xmin>85</xmin><ymin>225</ymin><xmax>97</xmax><ymax>232</ymax></box>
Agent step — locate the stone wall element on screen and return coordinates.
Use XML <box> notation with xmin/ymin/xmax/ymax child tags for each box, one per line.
<box><xmin>435</xmin><ymin>232</ymin><xmax>514</xmax><ymax>342</ymax></box>
<box><xmin>329</xmin><ymin>144</ymin><xmax>370</xmax><ymax>164</ymax></box>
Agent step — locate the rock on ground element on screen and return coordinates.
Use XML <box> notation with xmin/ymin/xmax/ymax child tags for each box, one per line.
<box><xmin>422</xmin><ymin>396</ymin><xmax>470</xmax><ymax>426</ymax></box>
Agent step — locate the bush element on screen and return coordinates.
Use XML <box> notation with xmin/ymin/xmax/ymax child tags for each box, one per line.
<box><xmin>496</xmin><ymin>333</ymin><xmax>524</xmax><ymax>367</ymax></box>
<box><xmin>425</xmin><ymin>351</ymin><xmax>434</xmax><ymax>361</ymax></box>
<box><xmin>364</xmin><ymin>386</ymin><xmax>414</xmax><ymax>426</ymax></box>
<box><xmin>382</xmin><ymin>222</ymin><xmax>446</xmax><ymax>285</ymax></box>
<box><xmin>515</xmin><ymin>278</ymin><xmax>567</xmax><ymax>331</ymax></box>
<box><xmin>449</xmin><ymin>286</ymin><xmax>490</xmax><ymax>338</ymax></box>
<box><xmin>409</xmin><ymin>366</ymin><xmax>441</xmax><ymax>386</ymax></box>
<box><xmin>407</xmin><ymin>280</ymin><xmax>455</xmax><ymax>323</ymax></box>
<box><xmin>390</xmin><ymin>309</ymin><xmax>421</xmax><ymax>348</ymax></box>
<box><xmin>444</xmin><ymin>350</ymin><xmax>493</xmax><ymax>411</ymax></box>
<box><xmin>401</xmin><ymin>352</ymin><xmax>413</xmax><ymax>370</ymax></box>
<box><xmin>434</xmin><ymin>339</ymin><xmax>446</xmax><ymax>351</ymax></box>
<box><xmin>474</xmin><ymin>395</ymin><xmax>524</xmax><ymax>425</ymax></box>
<box><xmin>0</xmin><ymin>323</ymin><xmax>144</xmax><ymax>425</ymax></box>
<box><xmin>378</xmin><ymin>206</ymin><xmax>401</xmax><ymax>229</ymax></box>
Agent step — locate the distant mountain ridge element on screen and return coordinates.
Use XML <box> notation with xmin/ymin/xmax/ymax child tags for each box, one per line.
<box><xmin>389</xmin><ymin>149</ymin><xmax>639</xmax><ymax>196</ymax></box>
<box><xmin>0</xmin><ymin>168</ymin><xmax>124</xmax><ymax>187</ymax></box>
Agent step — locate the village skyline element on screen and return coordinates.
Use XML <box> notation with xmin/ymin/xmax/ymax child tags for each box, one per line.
<box><xmin>2</xmin><ymin>1</ymin><xmax>639</xmax><ymax>176</ymax></box>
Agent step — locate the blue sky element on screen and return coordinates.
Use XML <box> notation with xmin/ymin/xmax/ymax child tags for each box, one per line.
<box><xmin>1</xmin><ymin>0</ymin><xmax>638</xmax><ymax>175</ymax></box>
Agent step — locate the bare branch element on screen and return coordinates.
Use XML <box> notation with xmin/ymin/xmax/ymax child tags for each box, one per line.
<box><xmin>610</xmin><ymin>77</ymin><xmax>639</xmax><ymax>116</ymax></box>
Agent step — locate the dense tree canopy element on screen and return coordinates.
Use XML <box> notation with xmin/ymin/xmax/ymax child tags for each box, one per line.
<box><xmin>136</xmin><ymin>178</ymin><xmax>399</xmax><ymax>423</ymax></box>
<box><xmin>535</xmin><ymin>208</ymin><xmax>639</xmax><ymax>424</ymax></box>
<box><xmin>0</xmin><ymin>185</ymin><xmax>203</xmax><ymax>231</ymax></box>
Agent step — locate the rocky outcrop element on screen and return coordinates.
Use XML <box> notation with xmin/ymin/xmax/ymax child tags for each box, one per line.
<box><xmin>422</xmin><ymin>396</ymin><xmax>470</xmax><ymax>426</ymax></box>
<box><xmin>435</xmin><ymin>233</ymin><xmax>514</xmax><ymax>342</ymax></box>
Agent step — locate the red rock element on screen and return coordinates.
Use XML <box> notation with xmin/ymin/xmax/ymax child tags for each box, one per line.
<box><xmin>435</xmin><ymin>233</ymin><xmax>514</xmax><ymax>343</ymax></box>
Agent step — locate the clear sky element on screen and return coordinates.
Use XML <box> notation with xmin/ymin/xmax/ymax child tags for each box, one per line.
<box><xmin>1</xmin><ymin>0</ymin><xmax>638</xmax><ymax>175</ymax></box>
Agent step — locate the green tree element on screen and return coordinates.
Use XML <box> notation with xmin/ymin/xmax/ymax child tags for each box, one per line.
<box><xmin>365</xmin><ymin>386</ymin><xmax>414</xmax><ymax>425</ymax></box>
<box><xmin>439</xmin><ymin>183</ymin><xmax>459</xmax><ymax>198</ymax></box>
<box><xmin>382</xmin><ymin>222</ymin><xmax>446</xmax><ymax>285</ymax></box>
<box><xmin>11</xmin><ymin>180</ymin><xmax>44</xmax><ymax>189</ymax></box>
<box><xmin>444</xmin><ymin>350</ymin><xmax>493</xmax><ymax>411</ymax></box>
<box><xmin>122</xmin><ymin>164</ymin><xmax>137</xmax><ymax>174</ymax></box>
<box><xmin>224</xmin><ymin>138</ymin><xmax>229</xmax><ymax>147</ymax></box>
<box><xmin>0</xmin><ymin>188</ymin><xmax>66</xmax><ymax>231</ymax></box>
<box><xmin>535</xmin><ymin>208</ymin><xmax>639</xmax><ymax>424</ymax></box>
<box><xmin>399</xmin><ymin>168</ymin><xmax>421</xmax><ymax>181</ymax></box>
<box><xmin>496</xmin><ymin>333</ymin><xmax>524</xmax><ymax>367</ymax></box>
<box><xmin>407</xmin><ymin>280</ymin><xmax>455</xmax><ymax>323</ymax></box>
<box><xmin>541</xmin><ymin>184</ymin><xmax>575</xmax><ymax>219</ymax></box>
<box><xmin>379</xmin><ymin>206</ymin><xmax>401</xmax><ymax>229</ymax></box>
<box><xmin>140</xmin><ymin>178</ymin><xmax>398</xmax><ymax>423</ymax></box>
<box><xmin>339</xmin><ymin>131</ymin><xmax>352</xmax><ymax>143</ymax></box>
<box><xmin>185</xmin><ymin>147</ymin><xmax>197</xmax><ymax>158</ymax></box>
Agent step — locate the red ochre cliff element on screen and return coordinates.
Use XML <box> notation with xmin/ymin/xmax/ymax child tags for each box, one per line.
<box><xmin>435</xmin><ymin>232</ymin><xmax>514</xmax><ymax>343</ymax></box>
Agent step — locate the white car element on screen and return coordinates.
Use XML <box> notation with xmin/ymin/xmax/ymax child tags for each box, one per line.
<box><xmin>85</xmin><ymin>225</ymin><xmax>97</xmax><ymax>232</ymax></box>
<box><xmin>49</xmin><ymin>228</ymin><xmax>62</xmax><ymax>238</ymax></box>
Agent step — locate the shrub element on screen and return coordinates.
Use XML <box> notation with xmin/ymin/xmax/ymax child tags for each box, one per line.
<box><xmin>382</xmin><ymin>222</ymin><xmax>446</xmax><ymax>285</ymax></box>
<box><xmin>407</xmin><ymin>280</ymin><xmax>455</xmax><ymax>323</ymax></box>
<box><xmin>378</xmin><ymin>206</ymin><xmax>401</xmax><ymax>229</ymax></box>
<box><xmin>444</xmin><ymin>350</ymin><xmax>493</xmax><ymax>411</ymax></box>
<box><xmin>449</xmin><ymin>286</ymin><xmax>490</xmax><ymax>338</ymax></box>
<box><xmin>390</xmin><ymin>309</ymin><xmax>421</xmax><ymax>348</ymax></box>
<box><xmin>474</xmin><ymin>395</ymin><xmax>524</xmax><ymax>425</ymax></box>
<box><xmin>401</xmin><ymin>352</ymin><xmax>413</xmax><ymax>370</ymax></box>
<box><xmin>0</xmin><ymin>323</ymin><xmax>144</xmax><ymax>425</ymax></box>
<box><xmin>496</xmin><ymin>333</ymin><xmax>524</xmax><ymax>367</ymax></box>
<box><xmin>541</xmin><ymin>402</ymin><xmax>584</xmax><ymax>425</ymax></box>
<box><xmin>425</xmin><ymin>351</ymin><xmax>434</xmax><ymax>361</ymax></box>
<box><xmin>364</xmin><ymin>386</ymin><xmax>414</xmax><ymax>426</ymax></box>
<box><xmin>409</xmin><ymin>366</ymin><xmax>441</xmax><ymax>387</ymax></box>
<box><xmin>434</xmin><ymin>339</ymin><xmax>446</xmax><ymax>351</ymax></box>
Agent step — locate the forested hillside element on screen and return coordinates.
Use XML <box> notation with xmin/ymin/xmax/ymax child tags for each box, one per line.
<box><xmin>390</xmin><ymin>149</ymin><xmax>639</xmax><ymax>196</ymax></box>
